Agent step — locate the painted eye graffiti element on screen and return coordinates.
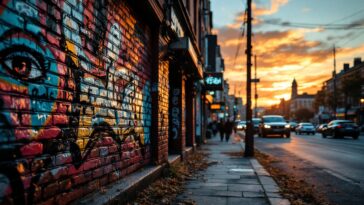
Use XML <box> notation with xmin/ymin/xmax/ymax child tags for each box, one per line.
<box><xmin>0</xmin><ymin>45</ymin><xmax>47</xmax><ymax>82</ymax></box>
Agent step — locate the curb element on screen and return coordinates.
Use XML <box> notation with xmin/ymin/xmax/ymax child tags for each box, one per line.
<box><xmin>73</xmin><ymin>165</ymin><xmax>165</xmax><ymax>205</ymax></box>
<box><xmin>73</xmin><ymin>155</ymin><xmax>182</xmax><ymax>205</ymax></box>
<box><xmin>239</xmin><ymin>141</ymin><xmax>291</xmax><ymax>205</ymax></box>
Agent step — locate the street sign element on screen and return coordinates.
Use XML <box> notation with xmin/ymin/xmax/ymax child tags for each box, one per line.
<box><xmin>252</xmin><ymin>78</ymin><xmax>260</xmax><ymax>83</ymax></box>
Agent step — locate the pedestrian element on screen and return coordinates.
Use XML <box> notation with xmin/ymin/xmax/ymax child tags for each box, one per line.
<box><xmin>218</xmin><ymin>120</ymin><xmax>225</xmax><ymax>141</ymax></box>
<box><xmin>224</xmin><ymin>119</ymin><xmax>234</xmax><ymax>142</ymax></box>
<box><xmin>206</xmin><ymin>121</ymin><xmax>212</xmax><ymax>139</ymax></box>
<box><xmin>212</xmin><ymin>120</ymin><xmax>218</xmax><ymax>136</ymax></box>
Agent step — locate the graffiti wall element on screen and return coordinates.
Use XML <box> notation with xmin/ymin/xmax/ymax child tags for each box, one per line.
<box><xmin>0</xmin><ymin>0</ymin><xmax>153</xmax><ymax>204</ymax></box>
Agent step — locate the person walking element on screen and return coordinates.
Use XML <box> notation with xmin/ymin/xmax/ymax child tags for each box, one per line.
<box><xmin>218</xmin><ymin>120</ymin><xmax>225</xmax><ymax>141</ymax></box>
<box><xmin>212</xmin><ymin>120</ymin><xmax>218</xmax><ymax>137</ymax></box>
<box><xmin>224</xmin><ymin>119</ymin><xmax>234</xmax><ymax>142</ymax></box>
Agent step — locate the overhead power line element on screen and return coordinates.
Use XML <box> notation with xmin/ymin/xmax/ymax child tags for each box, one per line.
<box><xmin>264</xmin><ymin>21</ymin><xmax>364</xmax><ymax>30</ymax></box>
<box><xmin>338</xmin><ymin>31</ymin><xmax>364</xmax><ymax>47</ymax></box>
<box><xmin>325</xmin><ymin>8</ymin><xmax>364</xmax><ymax>25</ymax></box>
<box><xmin>264</xmin><ymin>8</ymin><xmax>364</xmax><ymax>30</ymax></box>
<box><xmin>233</xmin><ymin>8</ymin><xmax>248</xmax><ymax>68</ymax></box>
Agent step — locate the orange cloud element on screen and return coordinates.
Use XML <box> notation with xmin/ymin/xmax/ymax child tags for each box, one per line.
<box><xmin>217</xmin><ymin>25</ymin><xmax>364</xmax><ymax>106</ymax></box>
<box><xmin>228</xmin><ymin>0</ymin><xmax>289</xmax><ymax>28</ymax></box>
<box><xmin>253</xmin><ymin>0</ymin><xmax>289</xmax><ymax>16</ymax></box>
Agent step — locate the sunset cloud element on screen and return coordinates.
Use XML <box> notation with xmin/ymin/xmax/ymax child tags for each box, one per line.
<box><xmin>217</xmin><ymin>25</ymin><xmax>364</xmax><ymax>106</ymax></box>
<box><xmin>253</xmin><ymin>0</ymin><xmax>289</xmax><ymax>16</ymax></box>
<box><xmin>213</xmin><ymin>0</ymin><xmax>364</xmax><ymax>107</ymax></box>
<box><xmin>227</xmin><ymin>0</ymin><xmax>289</xmax><ymax>29</ymax></box>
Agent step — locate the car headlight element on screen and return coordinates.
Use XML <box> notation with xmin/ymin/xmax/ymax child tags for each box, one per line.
<box><xmin>237</xmin><ymin>125</ymin><xmax>242</xmax><ymax>129</ymax></box>
<box><xmin>285</xmin><ymin>124</ymin><xmax>290</xmax><ymax>128</ymax></box>
<box><xmin>264</xmin><ymin>124</ymin><xmax>271</xmax><ymax>129</ymax></box>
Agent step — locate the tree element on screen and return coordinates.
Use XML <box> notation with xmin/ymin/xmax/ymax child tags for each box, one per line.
<box><xmin>314</xmin><ymin>89</ymin><xmax>326</xmax><ymax>113</ymax></box>
<box><xmin>325</xmin><ymin>91</ymin><xmax>336</xmax><ymax>113</ymax></box>
<box><xmin>339</xmin><ymin>74</ymin><xmax>363</xmax><ymax>119</ymax></box>
<box><xmin>295</xmin><ymin>108</ymin><xmax>314</xmax><ymax>122</ymax></box>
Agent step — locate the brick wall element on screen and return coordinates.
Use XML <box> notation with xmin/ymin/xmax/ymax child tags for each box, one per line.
<box><xmin>156</xmin><ymin>59</ymin><xmax>169</xmax><ymax>163</ymax></box>
<box><xmin>0</xmin><ymin>0</ymin><xmax>156</xmax><ymax>204</ymax></box>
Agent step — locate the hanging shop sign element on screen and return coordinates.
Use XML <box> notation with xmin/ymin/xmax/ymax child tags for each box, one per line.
<box><xmin>204</xmin><ymin>72</ymin><xmax>223</xmax><ymax>90</ymax></box>
<box><xmin>210</xmin><ymin>103</ymin><xmax>225</xmax><ymax>110</ymax></box>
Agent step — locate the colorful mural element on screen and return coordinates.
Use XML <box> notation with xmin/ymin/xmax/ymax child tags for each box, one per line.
<box><xmin>0</xmin><ymin>0</ymin><xmax>152</xmax><ymax>204</ymax></box>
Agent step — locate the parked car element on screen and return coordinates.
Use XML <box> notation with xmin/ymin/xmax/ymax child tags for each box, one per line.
<box><xmin>295</xmin><ymin>123</ymin><xmax>316</xmax><ymax>135</ymax></box>
<box><xmin>316</xmin><ymin>123</ymin><xmax>327</xmax><ymax>133</ymax></box>
<box><xmin>259</xmin><ymin>115</ymin><xmax>290</xmax><ymax>138</ymax></box>
<box><xmin>252</xmin><ymin>118</ymin><xmax>262</xmax><ymax>134</ymax></box>
<box><xmin>236</xmin><ymin>121</ymin><xmax>246</xmax><ymax>131</ymax></box>
<box><xmin>321</xmin><ymin>120</ymin><xmax>360</xmax><ymax>139</ymax></box>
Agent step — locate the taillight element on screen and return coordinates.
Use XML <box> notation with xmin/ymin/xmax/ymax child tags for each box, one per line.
<box><xmin>336</xmin><ymin>125</ymin><xmax>343</xmax><ymax>129</ymax></box>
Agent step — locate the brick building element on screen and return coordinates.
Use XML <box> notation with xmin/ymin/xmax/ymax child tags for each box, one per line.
<box><xmin>325</xmin><ymin>57</ymin><xmax>364</xmax><ymax>123</ymax></box>
<box><xmin>0</xmin><ymin>0</ymin><xmax>215</xmax><ymax>204</ymax></box>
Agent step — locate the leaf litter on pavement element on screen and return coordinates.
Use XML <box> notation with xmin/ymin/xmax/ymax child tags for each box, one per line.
<box><xmin>255</xmin><ymin>150</ymin><xmax>331</xmax><ymax>205</ymax></box>
<box><xmin>130</xmin><ymin>150</ymin><xmax>210</xmax><ymax>205</ymax></box>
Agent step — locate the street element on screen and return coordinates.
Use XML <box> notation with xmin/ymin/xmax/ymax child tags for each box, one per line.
<box><xmin>253</xmin><ymin>131</ymin><xmax>364</xmax><ymax>205</ymax></box>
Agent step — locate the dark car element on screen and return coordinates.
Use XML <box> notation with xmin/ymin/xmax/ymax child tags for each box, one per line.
<box><xmin>252</xmin><ymin>118</ymin><xmax>262</xmax><ymax>134</ymax></box>
<box><xmin>296</xmin><ymin>123</ymin><xmax>315</xmax><ymax>135</ymax></box>
<box><xmin>321</xmin><ymin>120</ymin><xmax>360</xmax><ymax>139</ymax></box>
<box><xmin>259</xmin><ymin>115</ymin><xmax>290</xmax><ymax>138</ymax></box>
<box><xmin>316</xmin><ymin>123</ymin><xmax>327</xmax><ymax>133</ymax></box>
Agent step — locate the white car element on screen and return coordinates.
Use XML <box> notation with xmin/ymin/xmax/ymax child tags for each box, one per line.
<box><xmin>296</xmin><ymin>123</ymin><xmax>316</xmax><ymax>135</ymax></box>
<box><xmin>236</xmin><ymin>121</ymin><xmax>246</xmax><ymax>130</ymax></box>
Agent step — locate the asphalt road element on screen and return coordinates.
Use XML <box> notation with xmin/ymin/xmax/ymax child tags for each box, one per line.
<box><xmin>253</xmin><ymin>131</ymin><xmax>364</xmax><ymax>205</ymax></box>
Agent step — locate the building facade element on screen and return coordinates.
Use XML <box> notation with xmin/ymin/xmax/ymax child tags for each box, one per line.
<box><xmin>325</xmin><ymin>57</ymin><xmax>364</xmax><ymax>124</ymax></box>
<box><xmin>0</xmin><ymin>0</ymin><xmax>216</xmax><ymax>204</ymax></box>
<box><xmin>290</xmin><ymin>79</ymin><xmax>315</xmax><ymax>118</ymax></box>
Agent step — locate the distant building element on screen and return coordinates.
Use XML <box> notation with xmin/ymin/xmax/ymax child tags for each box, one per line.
<box><xmin>279</xmin><ymin>98</ymin><xmax>290</xmax><ymax>119</ymax></box>
<box><xmin>226</xmin><ymin>95</ymin><xmax>244</xmax><ymax>121</ymax></box>
<box><xmin>290</xmin><ymin>79</ymin><xmax>315</xmax><ymax>118</ymax></box>
<box><xmin>235</xmin><ymin>97</ymin><xmax>244</xmax><ymax>120</ymax></box>
<box><xmin>325</xmin><ymin>57</ymin><xmax>364</xmax><ymax>123</ymax></box>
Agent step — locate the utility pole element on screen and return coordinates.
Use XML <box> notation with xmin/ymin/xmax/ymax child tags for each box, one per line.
<box><xmin>245</xmin><ymin>0</ymin><xmax>254</xmax><ymax>157</ymax></box>
<box><xmin>254</xmin><ymin>55</ymin><xmax>258</xmax><ymax>118</ymax></box>
<box><xmin>234</xmin><ymin>84</ymin><xmax>237</xmax><ymax>121</ymax></box>
<box><xmin>333</xmin><ymin>45</ymin><xmax>337</xmax><ymax>119</ymax></box>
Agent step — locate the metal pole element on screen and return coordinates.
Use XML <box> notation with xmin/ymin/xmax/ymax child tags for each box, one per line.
<box><xmin>333</xmin><ymin>45</ymin><xmax>337</xmax><ymax>119</ymax></box>
<box><xmin>245</xmin><ymin>0</ymin><xmax>254</xmax><ymax>157</ymax></box>
<box><xmin>254</xmin><ymin>55</ymin><xmax>258</xmax><ymax>118</ymax></box>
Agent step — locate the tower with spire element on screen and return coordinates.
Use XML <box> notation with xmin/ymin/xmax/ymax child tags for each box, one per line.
<box><xmin>290</xmin><ymin>78</ymin><xmax>315</xmax><ymax>119</ymax></box>
<box><xmin>291</xmin><ymin>78</ymin><xmax>297</xmax><ymax>99</ymax></box>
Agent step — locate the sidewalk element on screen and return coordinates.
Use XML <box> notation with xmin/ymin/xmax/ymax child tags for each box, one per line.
<box><xmin>174</xmin><ymin>134</ymin><xmax>290</xmax><ymax>205</ymax></box>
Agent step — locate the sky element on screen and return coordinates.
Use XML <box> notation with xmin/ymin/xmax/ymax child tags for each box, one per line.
<box><xmin>210</xmin><ymin>0</ymin><xmax>364</xmax><ymax>107</ymax></box>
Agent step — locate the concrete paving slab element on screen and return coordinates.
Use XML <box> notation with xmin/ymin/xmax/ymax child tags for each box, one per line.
<box><xmin>266</xmin><ymin>192</ymin><xmax>283</xmax><ymax>198</ymax></box>
<box><xmin>227</xmin><ymin>197</ymin><xmax>270</xmax><ymax>205</ymax></box>
<box><xmin>173</xmin><ymin>136</ymin><xmax>290</xmax><ymax>205</ymax></box>
<box><xmin>228</xmin><ymin>184</ymin><xmax>265</xmax><ymax>192</ymax></box>
<box><xmin>269</xmin><ymin>198</ymin><xmax>291</xmax><ymax>205</ymax></box>
<box><xmin>180</xmin><ymin>196</ymin><xmax>228</xmax><ymax>205</ymax></box>
<box><xmin>263</xmin><ymin>184</ymin><xmax>281</xmax><ymax>193</ymax></box>
<box><xmin>227</xmin><ymin>178</ymin><xmax>261</xmax><ymax>185</ymax></box>
<box><xmin>243</xmin><ymin>191</ymin><xmax>266</xmax><ymax>198</ymax></box>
